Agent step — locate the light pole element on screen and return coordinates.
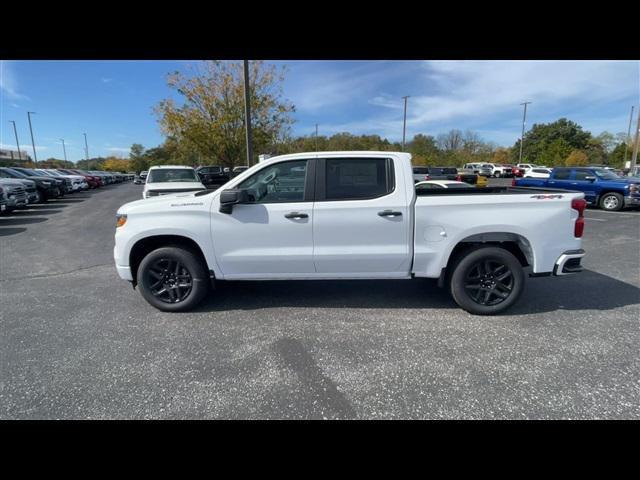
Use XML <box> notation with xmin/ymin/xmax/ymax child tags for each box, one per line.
<box><xmin>83</xmin><ymin>133</ymin><xmax>89</xmax><ymax>168</ymax></box>
<box><xmin>518</xmin><ymin>101</ymin><xmax>532</xmax><ymax>163</ymax></box>
<box><xmin>623</xmin><ymin>105</ymin><xmax>635</xmax><ymax>166</ymax></box>
<box><xmin>27</xmin><ymin>111</ymin><xmax>38</xmax><ymax>165</ymax></box>
<box><xmin>630</xmin><ymin>108</ymin><xmax>640</xmax><ymax>176</ymax></box>
<box><xmin>401</xmin><ymin>96</ymin><xmax>410</xmax><ymax>151</ymax></box>
<box><xmin>315</xmin><ymin>123</ymin><xmax>319</xmax><ymax>152</ymax></box>
<box><xmin>60</xmin><ymin>138</ymin><xmax>68</xmax><ymax>162</ymax></box>
<box><xmin>9</xmin><ymin>120</ymin><xmax>22</xmax><ymax>161</ymax></box>
<box><xmin>243</xmin><ymin>60</ymin><xmax>253</xmax><ymax>167</ymax></box>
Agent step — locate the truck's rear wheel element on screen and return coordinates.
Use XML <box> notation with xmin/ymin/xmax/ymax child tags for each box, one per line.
<box><xmin>449</xmin><ymin>247</ymin><xmax>525</xmax><ymax>315</ymax></box>
<box><xmin>599</xmin><ymin>192</ymin><xmax>623</xmax><ymax>211</ymax></box>
<box><xmin>137</xmin><ymin>246</ymin><xmax>209</xmax><ymax>312</ymax></box>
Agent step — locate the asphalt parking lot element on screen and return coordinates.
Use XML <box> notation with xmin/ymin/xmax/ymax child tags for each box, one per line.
<box><xmin>1</xmin><ymin>180</ymin><xmax>639</xmax><ymax>419</ymax></box>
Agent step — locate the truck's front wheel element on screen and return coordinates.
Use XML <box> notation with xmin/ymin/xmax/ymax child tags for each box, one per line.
<box><xmin>137</xmin><ymin>246</ymin><xmax>209</xmax><ymax>312</ymax></box>
<box><xmin>599</xmin><ymin>192</ymin><xmax>623</xmax><ymax>211</ymax></box>
<box><xmin>449</xmin><ymin>247</ymin><xmax>525</xmax><ymax>315</ymax></box>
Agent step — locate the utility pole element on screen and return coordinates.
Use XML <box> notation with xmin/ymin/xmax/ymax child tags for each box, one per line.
<box><xmin>243</xmin><ymin>60</ymin><xmax>253</xmax><ymax>167</ymax></box>
<box><xmin>83</xmin><ymin>133</ymin><xmax>89</xmax><ymax>168</ymax></box>
<box><xmin>60</xmin><ymin>138</ymin><xmax>68</xmax><ymax>162</ymax></box>
<box><xmin>623</xmin><ymin>105</ymin><xmax>635</xmax><ymax>166</ymax></box>
<box><xmin>315</xmin><ymin>123</ymin><xmax>319</xmax><ymax>152</ymax></box>
<box><xmin>630</xmin><ymin>108</ymin><xmax>640</xmax><ymax>176</ymax></box>
<box><xmin>27</xmin><ymin>111</ymin><xmax>38</xmax><ymax>165</ymax></box>
<box><xmin>518</xmin><ymin>101</ymin><xmax>532</xmax><ymax>163</ymax></box>
<box><xmin>401</xmin><ymin>96</ymin><xmax>410</xmax><ymax>151</ymax></box>
<box><xmin>9</xmin><ymin>120</ymin><xmax>22</xmax><ymax>161</ymax></box>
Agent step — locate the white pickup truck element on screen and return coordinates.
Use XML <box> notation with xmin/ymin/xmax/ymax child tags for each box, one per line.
<box><xmin>114</xmin><ymin>151</ymin><xmax>587</xmax><ymax>315</ymax></box>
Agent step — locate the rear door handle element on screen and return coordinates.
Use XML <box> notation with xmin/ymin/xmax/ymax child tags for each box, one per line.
<box><xmin>284</xmin><ymin>212</ymin><xmax>308</xmax><ymax>219</ymax></box>
<box><xmin>378</xmin><ymin>210</ymin><xmax>402</xmax><ymax>217</ymax></box>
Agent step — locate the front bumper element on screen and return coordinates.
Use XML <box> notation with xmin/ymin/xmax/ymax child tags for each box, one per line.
<box><xmin>553</xmin><ymin>249</ymin><xmax>586</xmax><ymax>276</ymax></box>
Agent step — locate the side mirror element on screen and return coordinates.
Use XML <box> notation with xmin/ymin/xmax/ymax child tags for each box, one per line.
<box><xmin>584</xmin><ymin>176</ymin><xmax>596</xmax><ymax>182</ymax></box>
<box><xmin>219</xmin><ymin>188</ymin><xmax>250</xmax><ymax>214</ymax></box>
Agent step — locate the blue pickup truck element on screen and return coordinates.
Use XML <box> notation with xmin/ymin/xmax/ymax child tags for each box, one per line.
<box><xmin>514</xmin><ymin>167</ymin><xmax>640</xmax><ymax>211</ymax></box>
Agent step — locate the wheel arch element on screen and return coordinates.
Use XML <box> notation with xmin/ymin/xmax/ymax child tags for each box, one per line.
<box><xmin>129</xmin><ymin>234</ymin><xmax>211</xmax><ymax>285</ymax></box>
<box><xmin>438</xmin><ymin>232</ymin><xmax>533</xmax><ymax>287</ymax></box>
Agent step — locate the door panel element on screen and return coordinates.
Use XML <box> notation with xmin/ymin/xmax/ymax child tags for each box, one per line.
<box><xmin>211</xmin><ymin>159</ymin><xmax>315</xmax><ymax>278</ymax></box>
<box><xmin>312</xmin><ymin>157</ymin><xmax>411</xmax><ymax>275</ymax></box>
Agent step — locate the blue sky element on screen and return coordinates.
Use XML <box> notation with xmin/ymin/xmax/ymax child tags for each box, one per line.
<box><xmin>1</xmin><ymin>60</ymin><xmax>638</xmax><ymax>161</ymax></box>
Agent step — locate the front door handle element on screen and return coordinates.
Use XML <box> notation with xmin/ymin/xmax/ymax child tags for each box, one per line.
<box><xmin>284</xmin><ymin>212</ymin><xmax>308</xmax><ymax>219</ymax></box>
<box><xmin>378</xmin><ymin>210</ymin><xmax>402</xmax><ymax>217</ymax></box>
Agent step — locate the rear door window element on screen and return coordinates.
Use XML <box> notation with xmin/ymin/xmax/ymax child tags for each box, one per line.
<box><xmin>553</xmin><ymin>169</ymin><xmax>571</xmax><ymax>180</ymax></box>
<box><xmin>325</xmin><ymin>158</ymin><xmax>394</xmax><ymax>201</ymax></box>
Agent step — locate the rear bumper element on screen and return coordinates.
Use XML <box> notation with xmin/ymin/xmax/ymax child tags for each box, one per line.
<box><xmin>553</xmin><ymin>249</ymin><xmax>586</xmax><ymax>276</ymax></box>
<box><xmin>624</xmin><ymin>196</ymin><xmax>640</xmax><ymax>207</ymax></box>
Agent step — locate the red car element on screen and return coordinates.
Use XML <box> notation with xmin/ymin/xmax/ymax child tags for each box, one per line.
<box><xmin>59</xmin><ymin>168</ymin><xmax>102</xmax><ymax>188</ymax></box>
<box><xmin>503</xmin><ymin>164</ymin><xmax>523</xmax><ymax>177</ymax></box>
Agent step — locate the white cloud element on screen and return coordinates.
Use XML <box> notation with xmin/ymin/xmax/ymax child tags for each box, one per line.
<box><xmin>0</xmin><ymin>61</ymin><xmax>31</xmax><ymax>101</ymax></box>
<box><xmin>0</xmin><ymin>143</ymin><xmax>47</xmax><ymax>152</ymax></box>
<box><xmin>101</xmin><ymin>77</ymin><xmax>113</xmax><ymax>83</ymax></box>
<box><xmin>310</xmin><ymin>60</ymin><xmax>639</xmax><ymax>144</ymax></box>
<box><xmin>106</xmin><ymin>147</ymin><xmax>130</xmax><ymax>153</ymax></box>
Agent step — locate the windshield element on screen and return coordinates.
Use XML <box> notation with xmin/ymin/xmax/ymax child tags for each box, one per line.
<box><xmin>3</xmin><ymin>168</ymin><xmax>28</xmax><ymax>178</ymax></box>
<box><xmin>147</xmin><ymin>168</ymin><xmax>199</xmax><ymax>183</ymax></box>
<box><xmin>593</xmin><ymin>169</ymin><xmax>621</xmax><ymax>180</ymax></box>
<box><xmin>16</xmin><ymin>168</ymin><xmax>38</xmax><ymax>176</ymax></box>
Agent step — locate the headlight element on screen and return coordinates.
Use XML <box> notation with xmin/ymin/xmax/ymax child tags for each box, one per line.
<box><xmin>41</xmin><ymin>181</ymin><xmax>51</xmax><ymax>185</ymax></box>
<box><xmin>629</xmin><ymin>183</ymin><xmax>638</xmax><ymax>193</ymax></box>
<box><xmin>116</xmin><ymin>214</ymin><xmax>127</xmax><ymax>228</ymax></box>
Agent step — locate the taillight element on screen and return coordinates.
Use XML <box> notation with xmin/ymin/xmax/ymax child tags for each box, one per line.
<box><xmin>511</xmin><ymin>178</ymin><xmax>517</xmax><ymax>186</ymax></box>
<box><xmin>456</xmin><ymin>175</ymin><xmax>462</xmax><ymax>182</ymax></box>
<box><xmin>572</xmin><ymin>198</ymin><xmax>586</xmax><ymax>237</ymax></box>
<box><xmin>425</xmin><ymin>175</ymin><xmax>431</xmax><ymax>180</ymax></box>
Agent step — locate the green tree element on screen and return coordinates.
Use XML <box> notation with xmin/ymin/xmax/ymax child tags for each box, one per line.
<box><xmin>512</xmin><ymin>118</ymin><xmax>591</xmax><ymax>164</ymax></box>
<box><xmin>565</xmin><ymin>150</ymin><xmax>589</xmax><ymax>167</ymax></box>
<box><xmin>155</xmin><ymin>60</ymin><xmax>295</xmax><ymax>169</ymax></box>
<box><xmin>129</xmin><ymin>143</ymin><xmax>147</xmax><ymax>172</ymax></box>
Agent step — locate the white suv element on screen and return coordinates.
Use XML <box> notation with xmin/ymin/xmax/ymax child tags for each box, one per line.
<box><xmin>142</xmin><ymin>166</ymin><xmax>206</xmax><ymax>199</ymax></box>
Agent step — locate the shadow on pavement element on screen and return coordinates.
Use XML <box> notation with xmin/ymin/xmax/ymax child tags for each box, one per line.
<box><xmin>194</xmin><ymin>269</ymin><xmax>639</xmax><ymax>315</ymax></box>
<box><xmin>0</xmin><ymin>227</ymin><xmax>27</xmax><ymax>237</ymax></box>
<box><xmin>11</xmin><ymin>209</ymin><xmax>62</xmax><ymax>216</ymax></box>
<box><xmin>0</xmin><ymin>217</ymin><xmax>48</xmax><ymax>226</ymax></box>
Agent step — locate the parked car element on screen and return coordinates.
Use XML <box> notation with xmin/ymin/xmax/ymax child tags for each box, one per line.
<box><xmin>232</xmin><ymin>166</ymin><xmax>249</xmax><ymax>177</ymax></box>
<box><xmin>0</xmin><ymin>178</ymin><xmax>29</xmax><ymax>211</ymax></box>
<box><xmin>506</xmin><ymin>165</ymin><xmax>524</xmax><ymax>177</ymax></box>
<box><xmin>0</xmin><ymin>184</ymin><xmax>7</xmax><ymax>213</ymax></box>
<box><xmin>142</xmin><ymin>165</ymin><xmax>207</xmax><ymax>199</ymax></box>
<box><xmin>3</xmin><ymin>167</ymin><xmax>63</xmax><ymax>200</ymax></box>
<box><xmin>139</xmin><ymin>171</ymin><xmax>148</xmax><ymax>181</ymax></box>
<box><xmin>415</xmin><ymin>180</ymin><xmax>475</xmax><ymax>190</ymax></box>
<box><xmin>515</xmin><ymin>167</ymin><xmax>640</xmax><ymax>211</ymax></box>
<box><xmin>483</xmin><ymin>163</ymin><xmax>513</xmax><ymax>177</ymax></box>
<box><xmin>463</xmin><ymin>163</ymin><xmax>493</xmax><ymax>177</ymax></box>
<box><xmin>115</xmin><ymin>151</ymin><xmax>587</xmax><ymax>315</ymax></box>
<box><xmin>523</xmin><ymin>168</ymin><xmax>553</xmax><ymax>179</ymax></box>
<box><xmin>456</xmin><ymin>168</ymin><xmax>488</xmax><ymax>187</ymax></box>
<box><xmin>34</xmin><ymin>168</ymin><xmax>81</xmax><ymax>193</ymax></box>
<box><xmin>196</xmin><ymin>166</ymin><xmax>230</xmax><ymax>189</ymax></box>
<box><xmin>0</xmin><ymin>169</ymin><xmax>39</xmax><ymax>203</ymax></box>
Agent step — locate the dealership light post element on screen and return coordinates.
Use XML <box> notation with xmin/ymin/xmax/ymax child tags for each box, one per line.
<box><xmin>9</xmin><ymin>120</ymin><xmax>22</xmax><ymax>161</ymax></box>
<box><xmin>401</xmin><ymin>96</ymin><xmax>410</xmax><ymax>151</ymax></box>
<box><xmin>243</xmin><ymin>60</ymin><xmax>253</xmax><ymax>167</ymax></box>
<box><xmin>83</xmin><ymin>133</ymin><xmax>89</xmax><ymax>168</ymax></box>
<box><xmin>27</xmin><ymin>111</ymin><xmax>38</xmax><ymax>166</ymax></box>
<box><xmin>630</xmin><ymin>108</ymin><xmax>640</xmax><ymax>175</ymax></box>
<box><xmin>60</xmin><ymin>138</ymin><xmax>68</xmax><ymax>162</ymax></box>
<box><xmin>518</xmin><ymin>101</ymin><xmax>532</xmax><ymax>164</ymax></box>
<box><xmin>315</xmin><ymin>123</ymin><xmax>319</xmax><ymax>152</ymax></box>
<box><xmin>624</xmin><ymin>105</ymin><xmax>635</xmax><ymax>165</ymax></box>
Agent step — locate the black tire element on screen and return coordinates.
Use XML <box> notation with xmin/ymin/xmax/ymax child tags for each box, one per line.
<box><xmin>599</xmin><ymin>192</ymin><xmax>623</xmax><ymax>211</ymax></box>
<box><xmin>137</xmin><ymin>246</ymin><xmax>209</xmax><ymax>312</ymax></box>
<box><xmin>449</xmin><ymin>246</ymin><xmax>525</xmax><ymax>315</ymax></box>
